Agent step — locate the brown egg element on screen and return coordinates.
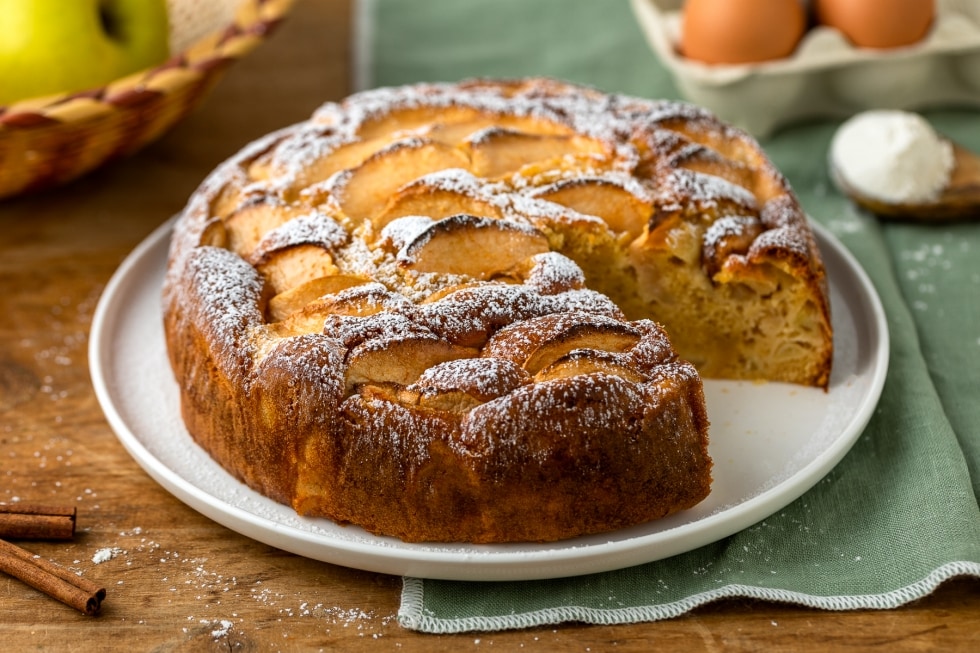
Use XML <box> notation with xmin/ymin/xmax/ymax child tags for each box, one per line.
<box><xmin>815</xmin><ymin>0</ymin><xmax>935</xmax><ymax>49</ymax></box>
<box><xmin>680</xmin><ymin>0</ymin><xmax>807</xmax><ymax>65</ymax></box>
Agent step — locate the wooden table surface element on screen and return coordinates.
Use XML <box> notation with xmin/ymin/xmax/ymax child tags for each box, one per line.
<box><xmin>1</xmin><ymin>1</ymin><xmax>977</xmax><ymax>650</ymax></box>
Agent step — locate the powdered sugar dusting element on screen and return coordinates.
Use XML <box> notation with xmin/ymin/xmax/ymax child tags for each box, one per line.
<box><xmin>252</xmin><ymin>211</ymin><xmax>349</xmax><ymax>259</ymax></box>
<box><xmin>411</xmin><ymin>358</ymin><xmax>529</xmax><ymax>401</ymax></box>
<box><xmin>458</xmin><ymin>374</ymin><xmax>649</xmax><ymax>469</ymax></box>
<box><xmin>379</xmin><ymin>215</ymin><xmax>434</xmax><ymax>250</ymax></box>
<box><xmin>524</xmin><ymin>251</ymin><xmax>586</xmax><ymax>294</ymax></box>
<box><xmin>656</xmin><ymin>168</ymin><xmax>757</xmax><ymax>213</ymax></box>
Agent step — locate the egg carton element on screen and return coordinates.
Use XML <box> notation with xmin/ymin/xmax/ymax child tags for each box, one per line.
<box><xmin>630</xmin><ymin>0</ymin><xmax>980</xmax><ymax>137</ymax></box>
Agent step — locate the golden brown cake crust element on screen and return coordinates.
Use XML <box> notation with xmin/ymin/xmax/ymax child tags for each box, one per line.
<box><xmin>163</xmin><ymin>78</ymin><xmax>832</xmax><ymax>543</ymax></box>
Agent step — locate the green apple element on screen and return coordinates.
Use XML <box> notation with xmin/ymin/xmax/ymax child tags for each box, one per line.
<box><xmin>0</xmin><ymin>0</ymin><xmax>170</xmax><ymax>106</ymax></box>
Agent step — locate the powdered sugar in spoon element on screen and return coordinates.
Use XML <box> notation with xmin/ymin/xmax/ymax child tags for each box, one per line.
<box><xmin>829</xmin><ymin>111</ymin><xmax>980</xmax><ymax>222</ymax></box>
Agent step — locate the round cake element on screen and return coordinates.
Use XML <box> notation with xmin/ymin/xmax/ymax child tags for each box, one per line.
<box><xmin>162</xmin><ymin>78</ymin><xmax>832</xmax><ymax>543</ymax></box>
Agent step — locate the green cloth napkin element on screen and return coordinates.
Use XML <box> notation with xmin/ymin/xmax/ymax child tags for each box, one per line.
<box><xmin>356</xmin><ymin>0</ymin><xmax>980</xmax><ymax>633</ymax></box>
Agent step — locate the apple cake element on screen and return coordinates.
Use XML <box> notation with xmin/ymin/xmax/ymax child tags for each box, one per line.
<box><xmin>162</xmin><ymin>78</ymin><xmax>832</xmax><ymax>543</ymax></box>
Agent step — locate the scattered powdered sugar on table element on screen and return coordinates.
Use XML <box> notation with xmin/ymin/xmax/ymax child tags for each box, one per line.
<box><xmin>92</xmin><ymin>547</ymin><xmax>124</xmax><ymax>564</ymax></box>
<box><xmin>899</xmin><ymin>231</ymin><xmax>971</xmax><ymax>318</ymax></box>
<box><xmin>69</xmin><ymin>523</ymin><xmax>398</xmax><ymax>641</ymax></box>
<box><xmin>208</xmin><ymin>619</ymin><xmax>233</xmax><ymax>638</ymax></box>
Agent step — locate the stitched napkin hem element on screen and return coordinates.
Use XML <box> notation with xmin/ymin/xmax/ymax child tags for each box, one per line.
<box><xmin>398</xmin><ymin>561</ymin><xmax>980</xmax><ymax>633</ymax></box>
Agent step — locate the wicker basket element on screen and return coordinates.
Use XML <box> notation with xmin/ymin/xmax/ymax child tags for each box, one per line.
<box><xmin>0</xmin><ymin>0</ymin><xmax>293</xmax><ymax>200</ymax></box>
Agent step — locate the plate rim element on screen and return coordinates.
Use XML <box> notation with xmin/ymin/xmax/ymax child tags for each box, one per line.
<box><xmin>89</xmin><ymin>218</ymin><xmax>889</xmax><ymax>581</ymax></box>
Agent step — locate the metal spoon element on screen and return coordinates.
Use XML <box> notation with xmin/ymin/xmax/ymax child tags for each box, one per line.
<box><xmin>831</xmin><ymin>139</ymin><xmax>980</xmax><ymax>222</ymax></box>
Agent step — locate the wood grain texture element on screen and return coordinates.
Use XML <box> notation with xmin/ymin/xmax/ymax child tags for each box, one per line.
<box><xmin>0</xmin><ymin>0</ymin><xmax>977</xmax><ymax>649</ymax></box>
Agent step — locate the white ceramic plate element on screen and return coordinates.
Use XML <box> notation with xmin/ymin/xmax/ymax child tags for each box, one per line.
<box><xmin>90</xmin><ymin>219</ymin><xmax>888</xmax><ymax>581</ymax></box>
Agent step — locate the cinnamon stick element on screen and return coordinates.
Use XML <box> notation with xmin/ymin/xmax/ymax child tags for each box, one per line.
<box><xmin>0</xmin><ymin>538</ymin><xmax>105</xmax><ymax>616</ymax></box>
<box><xmin>0</xmin><ymin>504</ymin><xmax>76</xmax><ymax>540</ymax></box>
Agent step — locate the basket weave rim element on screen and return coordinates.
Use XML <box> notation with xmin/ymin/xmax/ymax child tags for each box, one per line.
<box><xmin>0</xmin><ymin>0</ymin><xmax>295</xmax><ymax>129</ymax></box>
